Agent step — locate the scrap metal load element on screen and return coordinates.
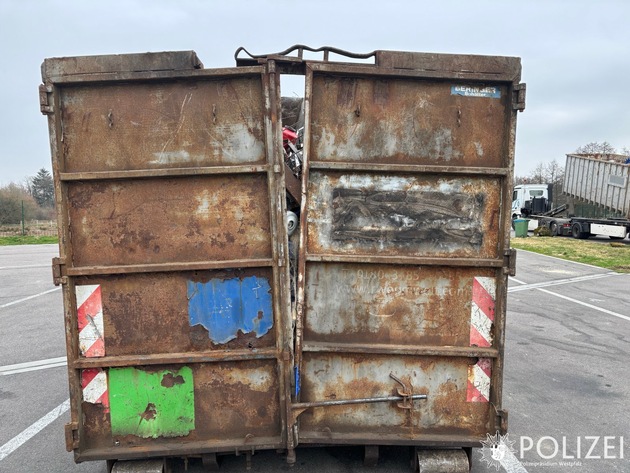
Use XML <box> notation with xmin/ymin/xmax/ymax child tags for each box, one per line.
<box><xmin>40</xmin><ymin>45</ymin><xmax>524</xmax><ymax>472</ymax></box>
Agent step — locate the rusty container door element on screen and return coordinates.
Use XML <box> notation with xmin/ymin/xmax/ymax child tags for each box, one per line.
<box><xmin>292</xmin><ymin>51</ymin><xmax>523</xmax><ymax>447</ymax></box>
<box><xmin>41</xmin><ymin>52</ymin><xmax>293</xmax><ymax>462</ymax></box>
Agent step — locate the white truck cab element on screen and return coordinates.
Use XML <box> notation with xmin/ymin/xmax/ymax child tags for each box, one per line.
<box><xmin>511</xmin><ymin>184</ymin><xmax>549</xmax><ymax>219</ymax></box>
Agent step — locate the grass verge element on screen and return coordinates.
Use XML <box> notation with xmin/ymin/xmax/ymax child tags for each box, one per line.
<box><xmin>511</xmin><ymin>236</ymin><xmax>630</xmax><ymax>273</ymax></box>
<box><xmin>0</xmin><ymin>236</ymin><xmax>58</xmax><ymax>246</ymax></box>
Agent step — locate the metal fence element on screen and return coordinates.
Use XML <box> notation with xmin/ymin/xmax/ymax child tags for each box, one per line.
<box><xmin>0</xmin><ymin>220</ymin><xmax>58</xmax><ymax>237</ymax></box>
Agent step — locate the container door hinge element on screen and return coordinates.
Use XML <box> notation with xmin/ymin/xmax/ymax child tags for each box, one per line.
<box><xmin>52</xmin><ymin>257</ymin><xmax>67</xmax><ymax>286</ymax></box>
<box><xmin>64</xmin><ymin>422</ymin><xmax>79</xmax><ymax>452</ymax></box>
<box><xmin>503</xmin><ymin>249</ymin><xmax>516</xmax><ymax>276</ymax></box>
<box><xmin>39</xmin><ymin>84</ymin><xmax>54</xmax><ymax>114</ymax></box>
<box><xmin>512</xmin><ymin>83</ymin><xmax>526</xmax><ymax>112</ymax></box>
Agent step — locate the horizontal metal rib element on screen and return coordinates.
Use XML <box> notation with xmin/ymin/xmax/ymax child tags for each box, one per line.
<box><xmin>66</xmin><ymin>259</ymin><xmax>274</xmax><ymax>277</ymax></box>
<box><xmin>298</xmin><ymin>432</ymin><xmax>483</xmax><ymax>447</ymax></box>
<box><xmin>76</xmin><ymin>436</ymin><xmax>284</xmax><ymax>462</ymax></box>
<box><xmin>46</xmin><ymin>65</ymin><xmax>264</xmax><ymax>84</ymax></box>
<box><xmin>302</xmin><ymin>342</ymin><xmax>499</xmax><ymax>358</ymax></box>
<box><xmin>309</xmin><ymin>161</ymin><xmax>509</xmax><ymax>176</ymax></box>
<box><xmin>60</xmin><ymin>165</ymin><xmax>268</xmax><ymax>181</ymax></box>
<box><xmin>309</xmin><ymin>62</ymin><xmax>520</xmax><ymax>82</ymax></box>
<box><xmin>72</xmin><ymin>348</ymin><xmax>279</xmax><ymax>369</ymax></box>
<box><xmin>305</xmin><ymin>254</ymin><xmax>505</xmax><ymax>268</ymax></box>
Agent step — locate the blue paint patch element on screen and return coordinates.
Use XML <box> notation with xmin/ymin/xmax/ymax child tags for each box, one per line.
<box><xmin>187</xmin><ymin>276</ymin><xmax>273</xmax><ymax>344</ymax></box>
<box><xmin>451</xmin><ymin>85</ymin><xmax>501</xmax><ymax>98</ymax></box>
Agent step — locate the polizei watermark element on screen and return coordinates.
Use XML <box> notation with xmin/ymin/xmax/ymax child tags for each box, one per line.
<box><xmin>480</xmin><ymin>432</ymin><xmax>625</xmax><ymax>470</ymax></box>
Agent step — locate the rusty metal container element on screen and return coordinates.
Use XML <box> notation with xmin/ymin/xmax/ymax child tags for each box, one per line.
<box><xmin>41</xmin><ymin>46</ymin><xmax>523</xmax><ymax>471</ymax></box>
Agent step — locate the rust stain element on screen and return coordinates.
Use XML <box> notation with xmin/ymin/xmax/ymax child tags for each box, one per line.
<box><xmin>161</xmin><ymin>373</ymin><xmax>185</xmax><ymax>388</ymax></box>
<box><xmin>194</xmin><ymin>362</ymin><xmax>281</xmax><ymax>438</ymax></box>
<box><xmin>303</xmin><ymin>264</ymin><xmax>495</xmax><ymax>347</ymax></box>
<box><xmin>140</xmin><ymin>403</ymin><xmax>157</xmax><ymax>421</ymax></box>
<box><xmin>306</xmin><ymin>173</ymin><xmax>502</xmax><ymax>260</ymax></box>
<box><xmin>311</xmin><ymin>75</ymin><xmax>508</xmax><ymax>167</ymax></box>
<box><xmin>68</xmin><ymin>175</ymin><xmax>272</xmax><ymax>267</ymax></box>
<box><xmin>61</xmin><ymin>78</ymin><xmax>267</xmax><ymax>173</ymax></box>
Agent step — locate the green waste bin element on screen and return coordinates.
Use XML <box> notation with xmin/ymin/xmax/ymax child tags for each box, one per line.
<box><xmin>513</xmin><ymin>218</ymin><xmax>530</xmax><ymax>237</ymax></box>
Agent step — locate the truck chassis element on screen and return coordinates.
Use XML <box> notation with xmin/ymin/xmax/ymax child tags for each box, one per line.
<box><xmin>537</xmin><ymin>216</ymin><xmax>630</xmax><ymax>240</ymax></box>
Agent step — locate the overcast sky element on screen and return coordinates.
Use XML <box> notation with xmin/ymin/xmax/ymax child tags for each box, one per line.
<box><xmin>1</xmin><ymin>0</ymin><xmax>629</xmax><ymax>185</ymax></box>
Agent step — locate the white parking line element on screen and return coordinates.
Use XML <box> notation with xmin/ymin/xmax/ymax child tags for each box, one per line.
<box><xmin>0</xmin><ymin>287</ymin><xmax>60</xmax><ymax>310</ymax></box>
<box><xmin>537</xmin><ymin>288</ymin><xmax>630</xmax><ymax>322</ymax></box>
<box><xmin>0</xmin><ymin>264</ymin><xmax>50</xmax><ymax>270</ymax></box>
<box><xmin>509</xmin><ymin>275</ymin><xmax>630</xmax><ymax>322</ymax></box>
<box><xmin>508</xmin><ymin>272</ymin><xmax>620</xmax><ymax>292</ymax></box>
<box><xmin>0</xmin><ymin>399</ymin><xmax>70</xmax><ymax>461</ymax></box>
<box><xmin>0</xmin><ymin>357</ymin><xmax>67</xmax><ymax>376</ymax></box>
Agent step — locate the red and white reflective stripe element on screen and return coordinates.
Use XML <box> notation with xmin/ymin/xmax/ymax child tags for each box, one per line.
<box><xmin>466</xmin><ymin>357</ymin><xmax>491</xmax><ymax>402</ymax></box>
<box><xmin>81</xmin><ymin>368</ymin><xmax>109</xmax><ymax>411</ymax></box>
<box><xmin>76</xmin><ymin>284</ymin><xmax>104</xmax><ymax>357</ymax></box>
<box><xmin>469</xmin><ymin>277</ymin><xmax>495</xmax><ymax>348</ymax></box>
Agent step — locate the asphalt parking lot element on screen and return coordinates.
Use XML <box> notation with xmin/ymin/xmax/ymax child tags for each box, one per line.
<box><xmin>1</xmin><ymin>244</ymin><xmax>628</xmax><ymax>472</ymax></box>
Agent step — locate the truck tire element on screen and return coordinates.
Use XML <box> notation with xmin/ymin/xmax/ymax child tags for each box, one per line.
<box><xmin>571</xmin><ymin>223</ymin><xmax>589</xmax><ymax>239</ymax></box>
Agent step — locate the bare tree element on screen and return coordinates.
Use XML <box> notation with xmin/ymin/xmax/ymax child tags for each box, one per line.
<box><xmin>575</xmin><ymin>141</ymin><xmax>616</xmax><ymax>155</ymax></box>
<box><xmin>514</xmin><ymin>159</ymin><xmax>565</xmax><ymax>186</ymax></box>
<box><xmin>529</xmin><ymin>162</ymin><xmax>546</xmax><ymax>183</ymax></box>
<box><xmin>544</xmin><ymin>159</ymin><xmax>564</xmax><ymax>184</ymax></box>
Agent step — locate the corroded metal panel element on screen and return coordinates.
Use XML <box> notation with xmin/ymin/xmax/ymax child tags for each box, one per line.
<box><xmin>81</xmin><ymin>361</ymin><xmax>282</xmax><ymax>452</ymax></box>
<box><xmin>60</xmin><ymin>76</ymin><xmax>266</xmax><ymax>172</ymax></box>
<box><xmin>74</xmin><ymin>269</ymin><xmax>276</xmax><ymax>356</ymax></box>
<box><xmin>306</xmin><ymin>172</ymin><xmax>501</xmax><ymax>259</ymax></box>
<box><xmin>192</xmin><ymin>361</ymin><xmax>282</xmax><ymax>439</ymax></box>
<box><xmin>304</xmin><ymin>264</ymin><xmax>496</xmax><ymax>347</ymax></box>
<box><xmin>310</xmin><ymin>76</ymin><xmax>509</xmax><ymax>167</ymax></box>
<box><xmin>67</xmin><ymin>175</ymin><xmax>272</xmax><ymax>267</ymax></box>
<box><xmin>299</xmin><ymin>354</ymin><xmax>491</xmax><ymax>437</ymax></box>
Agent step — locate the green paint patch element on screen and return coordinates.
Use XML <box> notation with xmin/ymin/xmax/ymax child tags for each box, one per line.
<box><xmin>109</xmin><ymin>366</ymin><xmax>194</xmax><ymax>438</ymax></box>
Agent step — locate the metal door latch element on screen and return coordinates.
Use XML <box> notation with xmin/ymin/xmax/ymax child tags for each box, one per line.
<box><xmin>390</xmin><ymin>373</ymin><xmax>414</xmax><ymax>409</ymax></box>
